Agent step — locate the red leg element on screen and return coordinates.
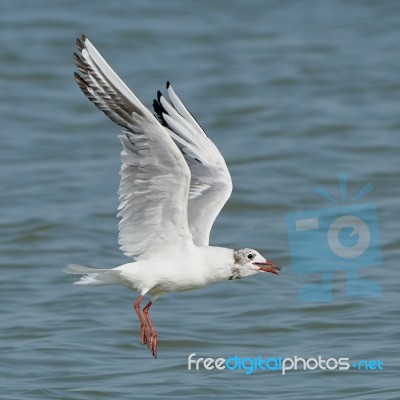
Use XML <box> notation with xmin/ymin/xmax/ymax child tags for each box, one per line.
<box><xmin>134</xmin><ymin>295</ymin><xmax>148</xmax><ymax>345</ymax></box>
<box><xmin>143</xmin><ymin>300</ymin><xmax>157</xmax><ymax>358</ymax></box>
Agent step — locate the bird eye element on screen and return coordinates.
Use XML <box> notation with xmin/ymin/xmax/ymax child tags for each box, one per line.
<box><xmin>247</xmin><ymin>253</ymin><xmax>254</xmax><ymax>260</ymax></box>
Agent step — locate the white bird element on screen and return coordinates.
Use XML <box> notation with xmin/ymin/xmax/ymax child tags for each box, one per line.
<box><xmin>65</xmin><ymin>35</ymin><xmax>280</xmax><ymax>358</ymax></box>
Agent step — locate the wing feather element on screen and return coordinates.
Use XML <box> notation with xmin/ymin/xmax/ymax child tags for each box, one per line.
<box><xmin>153</xmin><ymin>84</ymin><xmax>232</xmax><ymax>246</ymax></box>
<box><xmin>74</xmin><ymin>36</ymin><xmax>193</xmax><ymax>258</ymax></box>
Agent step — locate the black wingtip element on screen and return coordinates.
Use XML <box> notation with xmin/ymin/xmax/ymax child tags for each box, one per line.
<box><xmin>153</xmin><ymin>96</ymin><xmax>169</xmax><ymax>128</ymax></box>
<box><xmin>76</xmin><ymin>38</ymin><xmax>84</xmax><ymax>52</ymax></box>
<box><xmin>76</xmin><ymin>34</ymin><xmax>88</xmax><ymax>52</ymax></box>
<box><xmin>166</xmin><ymin>81</ymin><xmax>170</xmax><ymax>89</ymax></box>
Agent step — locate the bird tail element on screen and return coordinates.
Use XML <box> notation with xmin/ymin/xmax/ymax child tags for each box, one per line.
<box><xmin>63</xmin><ymin>264</ymin><xmax>121</xmax><ymax>286</ymax></box>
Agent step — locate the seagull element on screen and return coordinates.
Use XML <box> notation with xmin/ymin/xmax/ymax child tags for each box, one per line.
<box><xmin>65</xmin><ymin>35</ymin><xmax>280</xmax><ymax>358</ymax></box>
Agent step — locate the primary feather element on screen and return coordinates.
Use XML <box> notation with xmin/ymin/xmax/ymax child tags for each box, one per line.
<box><xmin>74</xmin><ymin>35</ymin><xmax>193</xmax><ymax>259</ymax></box>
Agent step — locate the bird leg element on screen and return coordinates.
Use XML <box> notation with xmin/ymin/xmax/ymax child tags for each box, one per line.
<box><xmin>143</xmin><ymin>300</ymin><xmax>157</xmax><ymax>358</ymax></box>
<box><xmin>134</xmin><ymin>295</ymin><xmax>149</xmax><ymax>345</ymax></box>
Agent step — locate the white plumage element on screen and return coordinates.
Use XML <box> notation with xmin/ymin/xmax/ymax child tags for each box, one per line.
<box><xmin>65</xmin><ymin>35</ymin><xmax>279</xmax><ymax>358</ymax></box>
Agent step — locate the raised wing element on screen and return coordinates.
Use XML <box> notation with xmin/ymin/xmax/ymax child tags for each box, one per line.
<box><xmin>73</xmin><ymin>35</ymin><xmax>193</xmax><ymax>258</ymax></box>
<box><xmin>153</xmin><ymin>84</ymin><xmax>232</xmax><ymax>246</ymax></box>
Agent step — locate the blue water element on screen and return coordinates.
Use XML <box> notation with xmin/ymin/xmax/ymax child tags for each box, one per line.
<box><xmin>1</xmin><ymin>0</ymin><xmax>399</xmax><ymax>398</ymax></box>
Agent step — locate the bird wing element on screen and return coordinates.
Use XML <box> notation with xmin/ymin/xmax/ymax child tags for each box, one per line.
<box><xmin>153</xmin><ymin>84</ymin><xmax>232</xmax><ymax>246</ymax></box>
<box><xmin>73</xmin><ymin>35</ymin><xmax>193</xmax><ymax>259</ymax></box>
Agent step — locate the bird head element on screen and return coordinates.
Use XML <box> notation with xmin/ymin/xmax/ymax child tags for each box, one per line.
<box><xmin>230</xmin><ymin>248</ymin><xmax>280</xmax><ymax>280</ymax></box>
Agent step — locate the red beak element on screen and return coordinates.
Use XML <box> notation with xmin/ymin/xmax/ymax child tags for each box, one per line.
<box><xmin>254</xmin><ymin>261</ymin><xmax>280</xmax><ymax>275</ymax></box>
